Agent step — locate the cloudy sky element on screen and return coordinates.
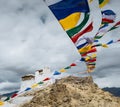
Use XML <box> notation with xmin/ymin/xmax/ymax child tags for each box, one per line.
<box><xmin>0</xmin><ymin>0</ymin><xmax>120</xmax><ymax>94</ymax></box>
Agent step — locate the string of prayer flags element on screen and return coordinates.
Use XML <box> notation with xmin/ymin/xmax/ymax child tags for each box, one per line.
<box><xmin>44</xmin><ymin>0</ymin><xmax>95</xmax><ymax>72</ymax></box>
<box><xmin>44</xmin><ymin>0</ymin><xmax>120</xmax><ymax>73</ymax></box>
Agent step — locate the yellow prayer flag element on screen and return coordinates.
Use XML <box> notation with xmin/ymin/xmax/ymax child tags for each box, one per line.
<box><xmin>59</xmin><ymin>12</ymin><xmax>81</xmax><ymax>30</ymax></box>
<box><xmin>79</xmin><ymin>44</ymin><xmax>92</xmax><ymax>53</ymax></box>
<box><xmin>102</xmin><ymin>44</ymin><xmax>108</xmax><ymax>48</ymax></box>
<box><xmin>91</xmin><ymin>54</ymin><xmax>96</xmax><ymax>58</ymax></box>
<box><xmin>31</xmin><ymin>83</ymin><xmax>39</xmax><ymax>88</ymax></box>
<box><xmin>99</xmin><ymin>0</ymin><xmax>109</xmax><ymax>8</ymax></box>
<box><xmin>0</xmin><ymin>101</ymin><xmax>4</xmax><ymax>106</ymax></box>
<box><xmin>85</xmin><ymin>56</ymin><xmax>90</xmax><ymax>61</ymax></box>
<box><xmin>85</xmin><ymin>54</ymin><xmax>96</xmax><ymax>61</ymax></box>
<box><xmin>87</xmin><ymin>69</ymin><xmax>94</xmax><ymax>73</ymax></box>
<box><xmin>87</xmin><ymin>65</ymin><xmax>95</xmax><ymax>73</ymax></box>
<box><xmin>59</xmin><ymin>68</ymin><xmax>66</xmax><ymax>72</ymax></box>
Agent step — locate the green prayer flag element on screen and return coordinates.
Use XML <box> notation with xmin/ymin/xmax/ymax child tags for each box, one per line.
<box><xmin>4</xmin><ymin>97</ymin><xmax>10</xmax><ymax>101</ymax></box>
<box><xmin>94</xmin><ymin>35</ymin><xmax>103</xmax><ymax>39</ymax></box>
<box><xmin>38</xmin><ymin>81</ymin><xmax>44</xmax><ymax>84</ymax></box>
<box><xmin>64</xmin><ymin>66</ymin><xmax>71</xmax><ymax>69</ymax></box>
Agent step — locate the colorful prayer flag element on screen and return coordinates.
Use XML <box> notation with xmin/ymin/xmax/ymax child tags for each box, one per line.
<box><xmin>25</xmin><ymin>87</ymin><xmax>31</xmax><ymax>91</ymax></box>
<box><xmin>0</xmin><ymin>101</ymin><xmax>4</xmax><ymax>106</ymax></box>
<box><xmin>11</xmin><ymin>93</ymin><xmax>18</xmax><ymax>98</ymax></box>
<box><xmin>4</xmin><ymin>97</ymin><xmax>10</xmax><ymax>101</ymax></box>
<box><xmin>31</xmin><ymin>83</ymin><xmax>39</xmax><ymax>88</ymax></box>
<box><xmin>53</xmin><ymin>71</ymin><xmax>61</xmax><ymax>75</ymax></box>
<box><xmin>64</xmin><ymin>66</ymin><xmax>71</xmax><ymax>69</ymax></box>
<box><xmin>99</xmin><ymin>0</ymin><xmax>110</xmax><ymax>8</ymax></box>
<box><xmin>48</xmin><ymin>0</ymin><xmax>90</xmax><ymax>20</ymax></box>
<box><xmin>38</xmin><ymin>81</ymin><xmax>44</xmax><ymax>84</ymax></box>
<box><xmin>43</xmin><ymin>77</ymin><xmax>50</xmax><ymax>81</ymax></box>
<box><xmin>70</xmin><ymin>63</ymin><xmax>77</xmax><ymax>66</ymax></box>
<box><xmin>59</xmin><ymin>68</ymin><xmax>66</xmax><ymax>72</ymax></box>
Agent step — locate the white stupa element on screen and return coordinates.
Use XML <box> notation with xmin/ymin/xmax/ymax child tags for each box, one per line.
<box><xmin>20</xmin><ymin>67</ymin><xmax>53</xmax><ymax>91</ymax></box>
<box><xmin>35</xmin><ymin>67</ymin><xmax>52</xmax><ymax>83</ymax></box>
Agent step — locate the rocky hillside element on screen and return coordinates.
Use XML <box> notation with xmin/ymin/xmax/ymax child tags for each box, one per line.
<box><xmin>20</xmin><ymin>76</ymin><xmax>120</xmax><ymax>107</ymax></box>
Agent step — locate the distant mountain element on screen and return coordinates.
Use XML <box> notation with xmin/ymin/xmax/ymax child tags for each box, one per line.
<box><xmin>102</xmin><ymin>87</ymin><xmax>120</xmax><ymax>97</ymax></box>
<box><xmin>2</xmin><ymin>91</ymin><xmax>18</xmax><ymax>97</ymax></box>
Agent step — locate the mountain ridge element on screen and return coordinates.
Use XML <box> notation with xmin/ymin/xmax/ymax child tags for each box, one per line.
<box><xmin>102</xmin><ymin>87</ymin><xmax>120</xmax><ymax>97</ymax></box>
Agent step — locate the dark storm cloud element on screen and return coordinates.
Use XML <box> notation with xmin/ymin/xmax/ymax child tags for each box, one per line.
<box><xmin>0</xmin><ymin>81</ymin><xmax>20</xmax><ymax>94</ymax></box>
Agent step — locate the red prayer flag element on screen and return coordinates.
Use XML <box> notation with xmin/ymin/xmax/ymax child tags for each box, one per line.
<box><xmin>115</xmin><ymin>21</ymin><xmax>120</xmax><ymax>27</ymax></box>
<box><xmin>70</xmin><ymin>63</ymin><xmax>77</xmax><ymax>66</ymax></box>
<box><xmin>87</xmin><ymin>58</ymin><xmax>96</xmax><ymax>63</ymax></box>
<box><xmin>102</xmin><ymin>18</ymin><xmax>114</xmax><ymax>23</ymax></box>
<box><xmin>43</xmin><ymin>77</ymin><xmax>50</xmax><ymax>81</ymax></box>
<box><xmin>11</xmin><ymin>93</ymin><xmax>18</xmax><ymax>98</ymax></box>
<box><xmin>71</xmin><ymin>22</ymin><xmax>93</xmax><ymax>43</ymax></box>
<box><xmin>117</xmin><ymin>39</ymin><xmax>120</xmax><ymax>42</ymax></box>
<box><xmin>81</xmin><ymin>53</ymin><xmax>87</xmax><ymax>57</ymax></box>
<box><xmin>87</xmin><ymin>48</ymin><xmax>97</xmax><ymax>54</ymax></box>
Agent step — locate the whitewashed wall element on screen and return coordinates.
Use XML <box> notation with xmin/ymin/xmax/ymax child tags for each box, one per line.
<box><xmin>20</xmin><ymin>79</ymin><xmax>35</xmax><ymax>91</ymax></box>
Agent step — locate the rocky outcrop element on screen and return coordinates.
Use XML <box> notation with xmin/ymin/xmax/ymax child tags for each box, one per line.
<box><xmin>20</xmin><ymin>76</ymin><xmax>120</xmax><ymax>107</ymax></box>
